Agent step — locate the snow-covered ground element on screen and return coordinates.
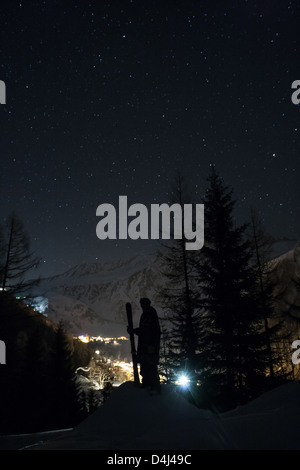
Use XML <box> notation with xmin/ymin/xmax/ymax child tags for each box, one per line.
<box><xmin>6</xmin><ymin>379</ymin><xmax>298</xmax><ymax>451</ymax></box>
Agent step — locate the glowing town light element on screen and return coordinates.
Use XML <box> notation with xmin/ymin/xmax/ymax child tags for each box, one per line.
<box><xmin>78</xmin><ymin>335</ymin><xmax>89</xmax><ymax>343</ymax></box>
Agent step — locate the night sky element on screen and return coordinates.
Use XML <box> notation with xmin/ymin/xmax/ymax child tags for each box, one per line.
<box><xmin>1</xmin><ymin>0</ymin><xmax>299</xmax><ymax>278</ymax></box>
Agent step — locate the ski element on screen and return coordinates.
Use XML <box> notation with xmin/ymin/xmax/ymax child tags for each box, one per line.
<box><xmin>126</xmin><ymin>302</ymin><xmax>140</xmax><ymax>386</ymax></box>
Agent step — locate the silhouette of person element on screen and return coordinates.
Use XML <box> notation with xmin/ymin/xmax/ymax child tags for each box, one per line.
<box><xmin>131</xmin><ymin>298</ymin><xmax>161</xmax><ymax>392</ymax></box>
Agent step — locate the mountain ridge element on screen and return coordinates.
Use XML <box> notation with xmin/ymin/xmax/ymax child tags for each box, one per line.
<box><xmin>35</xmin><ymin>240</ymin><xmax>300</xmax><ymax>337</ymax></box>
<box><xmin>37</xmin><ymin>251</ymin><xmax>164</xmax><ymax>337</ymax></box>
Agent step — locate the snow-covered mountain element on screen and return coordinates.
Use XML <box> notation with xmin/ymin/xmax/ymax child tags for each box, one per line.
<box><xmin>37</xmin><ymin>252</ymin><xmax>165</xmax><ymax>337</ymax></box>
<box><xmin>268</xmin><ymin>240</ymin><xmax>300</xmax><ymax>319</ymax></box>
<box><xmin>36</xmin><ymin>239</ymin><xmax>300</xmax><ymax>338</ymax></box>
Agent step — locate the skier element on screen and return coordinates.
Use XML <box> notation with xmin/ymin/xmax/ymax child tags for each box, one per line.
<box><xmin>128</xmin><ymin>298</ymin><xmax>161</xmax><ymax>393</ymax></box>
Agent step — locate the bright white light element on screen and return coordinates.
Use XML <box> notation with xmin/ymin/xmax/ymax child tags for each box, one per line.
<box><xmin>177</xmin><ymin>374</ymin><xmax>190</xmax><ymax>388</ymax></box>
<box><xmin>79</xmin><ymin>335</ymin><xmax>89</xmax><ymax>343</ymax></box>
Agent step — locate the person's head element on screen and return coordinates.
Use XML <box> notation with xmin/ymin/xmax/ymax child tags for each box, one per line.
<box><xmin>140</xmin><ymin>297</ymin><xmax>151</xmax><ymax>311</ymax></box>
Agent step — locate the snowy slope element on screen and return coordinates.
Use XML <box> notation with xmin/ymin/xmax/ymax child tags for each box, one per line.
<box><xmin>37</xmin><ymin>253</ymin><xmax>164</xmax><ymax>337</ymax></box>
<box><xmin>35</xmin><ymin>240</ymin><xmax>300</xmax><ymax>337</ymax></box>
<box><xmin>268</xmin><ymin>240</ymin><xmax>300</xmax><ymax>319</ymax></box>
<box><xmin>26</xmin><ymin>380</ymin><xmax>300</xmax><ymax>450</ymax></box>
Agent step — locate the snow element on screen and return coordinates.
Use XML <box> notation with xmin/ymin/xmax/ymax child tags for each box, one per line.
<box><xmin>268</xmin><ymin>240</ymin><xmax>300</xmax><ymax>319</ymax></box>
<box><xmin>35</xmin><ymin>252</ymin><xmax>163</xmax><ymax>337</ymax></box>
<box><xmin>43</xmin><ymin>253</ymin><xmax>158</xmax><ymax>287</ymax></box>
<box><xmin>17</xmin><ymin>380</ymin><xmax>300</xmax><ymax>450</ymax></box>
<box><xmin>33</xmin><ymin>240</ymin><xmax>300</xmax><ymax>337</ymax></box>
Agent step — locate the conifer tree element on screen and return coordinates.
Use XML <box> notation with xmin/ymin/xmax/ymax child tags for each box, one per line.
<box><xmin>196</xmin><ymin>168</ymin><xmax>268</xmax><ymax>408</ymax></box>
<box><xmin>23</xmin><ymin>324</ymin><xmax>53</xmax><ymax>431</ymax></box>
<box><xmin>249</xmin><ymin>209</ymin><xmax>291</xmax><ymax>385</ymax></box>
<box><xmin>159</xmin><ymin>174</ymin><xmax>200</xmax><ymax>382</ymax></box>
<box><xmin>0</xmin><ymin>214</ymin><xmax>40</xmax><ymax>296</ymax></box>
<box><xmin>49</xmin><ymin>321</ymin><xmax>82</xmax><ymax>428</ymax></box>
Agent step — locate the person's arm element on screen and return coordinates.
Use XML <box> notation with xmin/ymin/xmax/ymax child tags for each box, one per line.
<box><xmin>127</xmin><ymin>326</ymin><xmax>139</xmax><ymax>335</ymax></box>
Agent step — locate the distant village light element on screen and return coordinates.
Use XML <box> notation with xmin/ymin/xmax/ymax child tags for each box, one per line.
<box><xmin>79</xmin><ymin>335</ymin><xmax>89</xmax><ymax>343</ymax></box>
<box><xmin>76</xmin><ymin>334</ymin><xmax>128</xmax><ymax>344</ymax></box>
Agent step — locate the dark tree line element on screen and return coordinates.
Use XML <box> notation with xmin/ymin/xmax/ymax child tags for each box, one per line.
<box><xmin>0</xmin><ymin>216</ymin><xmax>95</xmax><ymax>434</ymax></box>
<box><xmin>0</xmin><ymin>293</ymin><xmax>92</xmax><ymax>434</ymax></box>
<box><xmin>159</xmin><ymin>168</ymin><xmax>294</xmax><ymax>411</ymax></box>
<box><xmin>0</xmin><ymin>214</ymin><xmax>117</xmax><ymax>434</ymax></box>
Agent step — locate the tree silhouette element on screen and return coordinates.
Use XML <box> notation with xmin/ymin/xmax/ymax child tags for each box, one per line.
<box><xmin>159</xmin><ymin>174</ymin><xmax>200</xmax><ymax>382</ymax></box>
<box><xmin>0</xmin><ymin>214</ymin><xmax>40</xmax><ymax>297</ymax></box>
<box><xmin>196</xmin><ymin>168</ymin><xmax>269</xmax><ymax>409</ymax></box>
<box><xmin>48</xmin><ymin>321</ymin><xmax>83</xmax><ymax>428</ymax></box>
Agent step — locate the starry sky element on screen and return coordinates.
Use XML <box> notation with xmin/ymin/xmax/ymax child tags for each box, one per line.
<box><xmin>0</xmin><ymin>0</ymin><xmax>299</xmax><ymax>278</ymax></box>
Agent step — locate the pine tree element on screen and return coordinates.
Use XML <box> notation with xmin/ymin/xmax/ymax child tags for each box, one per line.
<box><xmin>249</xmin><ymin>210</ymin><xmax>289</xmax><ymax>380</ymax></box>
<box><xmin>249</xmin><ymin>209</ymin><xmax>294</xmax><ymax>385</ymax></box>
<box><xmin>49</xmin><ymin>321</ymin><xmax>82</xmax><ymax>428</ymax></box>
<box><xmin>0</xmin><ymin>214</ymin><xmax>40</xmax><ymax>297</ymax></box>
<box><xmin>196</xmin><ymin>169</ymin><xmax>268</xmax><ymax>409</ymax></box>
<box><xmin>159</xmin><ymin>174</ymin><xmax>200</xmax><ymax>383</ymax></box>
<box><xmin>23</xmin><ymin>324</ymin><xmax>53</xmax><ymax>431</ymax></box>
